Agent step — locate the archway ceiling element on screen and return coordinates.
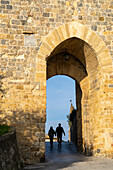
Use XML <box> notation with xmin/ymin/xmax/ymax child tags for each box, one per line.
<box><xmin>47</xmin><ymin>37</ymin><xmax>98</xmax><ymax>82</ymax></box>
<box><xmin>49</xmin><ymin>37</ymin><xmax>86</xmax><ymax>67</ymax></box>
<box><xmin>47</xmin><ymin>53</ymin><xmax>87</xmax><ymax>82</ymax></box>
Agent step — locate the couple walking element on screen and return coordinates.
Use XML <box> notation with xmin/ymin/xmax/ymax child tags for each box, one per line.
<box><xmin>48</xmin><ymin>123</ymin><xmax>65</xmax><ymax>147</ymax></box>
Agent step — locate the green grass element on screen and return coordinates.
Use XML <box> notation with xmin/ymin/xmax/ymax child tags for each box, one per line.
<box><xmin>0</xmin><ymin>124</ymin><xmax>10</xmax><ymax>137</ymax></box>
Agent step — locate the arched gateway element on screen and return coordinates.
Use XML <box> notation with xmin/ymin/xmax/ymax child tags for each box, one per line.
<box><xmin>1</xmin><ymin>22</ymin><xmax>113</xmax><ymax>164</ymax></box>
<box><xmin>34</xmin><ymin>22</ymin><xmax>113</xmax><ymax>160</ymax></box>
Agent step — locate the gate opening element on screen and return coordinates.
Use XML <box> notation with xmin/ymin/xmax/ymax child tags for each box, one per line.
<box><xmin>46</xmin><ymin>75</ymin><xmax>76</xmax><ymax>143</ymax></box>
<box><xmin>46</xmin><ymin>36</ymin><xmax>98</xmax><ymax>154</ymax></box>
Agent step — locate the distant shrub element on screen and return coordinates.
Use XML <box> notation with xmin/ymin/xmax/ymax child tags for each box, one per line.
<box><xmin>67</xmin><ymin>109</ymin><xmax>76</xmax><ymax>127</ymax></box>
<box><xmin>0</xmin><ymin>124</ymin><xmax>10</xmax><ymax>137</ymax></box>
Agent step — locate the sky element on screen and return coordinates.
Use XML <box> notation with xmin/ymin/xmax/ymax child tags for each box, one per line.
<box><xmin>46</xmin><ymin>75</ymin><xmax>76</xmax><ymax>141</ymax></box>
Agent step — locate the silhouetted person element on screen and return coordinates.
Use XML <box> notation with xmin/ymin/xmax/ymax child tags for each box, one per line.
<box><xmin>48</xmin><ymin>126</ymin><xmax>56</xmax><ymax>147</ymax></box>
<box><xmin>56</xmin><ymin>123</ymin><xmax>65</xmax><ymax>147</ymax></box>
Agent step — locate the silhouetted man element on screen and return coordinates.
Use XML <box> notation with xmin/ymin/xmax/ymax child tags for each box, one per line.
<box><xmin>56</xmin><ymin>123</ymin><xmax>65</xmax><ymax>147</ymax></box>
<box><xmin>48</xmin><ymin>126</ymin><xmax>56</xmax><ymax>147</ymax></box>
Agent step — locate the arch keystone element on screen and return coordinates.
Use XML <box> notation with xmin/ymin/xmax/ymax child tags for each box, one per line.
<box><xmin>64</xmin><ymin>23</ymin><xmax>70</xmax><ymax>38</ymax></box>
<box><xmin>68</xmin><ymin>22</ymin><xmax>84</xmax><ymax>39</ymax></box>
<box><xmin>59</xmin><ymin>24</ymin><xmax>70</xmax><ymax>40</ymax></box>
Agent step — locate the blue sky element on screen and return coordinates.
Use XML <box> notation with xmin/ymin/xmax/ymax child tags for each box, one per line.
<box><xmin>46</xmin><ymin>75</ymin><xmax>76</xmax><ymax>141</ymax></box>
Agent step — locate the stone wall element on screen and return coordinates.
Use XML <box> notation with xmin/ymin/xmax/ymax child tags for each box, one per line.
<box><xmin>0</xmin><ymin>130</ymin><xmax>21</xmax><ymax>170</ymax></box>
<box><xmin>0</xmin><ymin>0</ymin><xmax>113</xmax><ymax>164</ymax></box>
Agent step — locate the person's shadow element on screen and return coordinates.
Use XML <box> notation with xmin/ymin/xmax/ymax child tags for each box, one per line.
<box><xmin>57</xmin><ymin>145</ymin><xmax>62</xmax><ymax>152</ymax></box>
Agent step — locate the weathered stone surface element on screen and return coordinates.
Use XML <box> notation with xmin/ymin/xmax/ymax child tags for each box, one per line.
<box><xmin>0</xmin><ymin>0</ymin><xmax>113</xmax><ymax>165</ymax></box>
<box><xmin>0</xmin><ymin>131</ymin><xmax>21</xmax><ymax>170</ymax></box>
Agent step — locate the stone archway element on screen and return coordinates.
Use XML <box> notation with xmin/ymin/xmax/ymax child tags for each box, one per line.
<box><xmin>46</xmin><ymin>36</ymin><xmax>98</xmax><ymax>154</ymax></box>
<box><xmin>35</xmin><ymin>22</ymin><xmax>113</xmax><ymax>158</ymax></box>
<box><xmin>35</xmin><ymin>22</ymin><xmax>112</xmax><ymax>67</ymax></box>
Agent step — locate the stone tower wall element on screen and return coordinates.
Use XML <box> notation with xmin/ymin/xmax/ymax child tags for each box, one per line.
<box><xmin>0</xmin><ymin>0</ymin><xmax>113</xmax><ymax>163</ymax></box>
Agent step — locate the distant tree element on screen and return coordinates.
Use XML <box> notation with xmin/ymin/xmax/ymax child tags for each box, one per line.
<box><xmin>67</xmin><ymin>109</ymin><xmax>76</xmax><ymax>127</ymax></box>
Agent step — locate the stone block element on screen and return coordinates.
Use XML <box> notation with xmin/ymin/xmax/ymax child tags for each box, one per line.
<box><xmin>109</xmin><ymin>84</ymin><xmax>113</xmax><ymax>88</ymax></box>
<box><xmin>0</xmin><ymin>14</ymin><xmax>7</xmax><ymax>18</ymax></box>
<box><xmin>1</xmin><ymin>39</ymin><xmax>7</xmax><ymax>45</ymax></box>
<box><xmin>16</xmin><ymin>85</ymin><xmax>24</xmax><ymax>90</ymax></box>
<box><xmin>35</xmin><ymin>132</ymin><xmax>40</xmax><ymax>137</ymax></box>
<box><xmin>0</xmin><ymin>5</ymin><xmax>5</xmax><ymax>9</ymax></box>
<box><xmin>21</xmin><ymin>20</ymin><xmax>27</xmax><ymax>25</ymax></box>
<box><xmin>78</xmin><ymin>15</ymin><xmax>82</xmax><ymax>20</ymax></box>
<box><xmin>43</xmin><ymin>13</ymin><xmax>50</xmax><ymax>17</ymax></box>
<box><xmin>1</xmin><ymin>1</ymin><xmax>9</xmax><ymax>4</ymax></box>
<box><xmin>77</xmin><ymin>2</ymin><xmax>83</xmax><ymax>7</ymax></box>
<box><xmin>49</xmin><ymin>18</ymin><xmax>54</xmax><ymax>22</ymax></box>
<box><xmin>6</xmin><ymin>5</ymin><xmax>12</xmax><ymax>9</ymax></box>
<box><xmin>24</xmin><ymin>34</ymin><xmax>37</xmax><ymax>46</ymax></box>
<box><xmin>11</xmin><ymin>19</ymin><xmax>20</xmax><ymax>25</ymax></box>
<box><xmin>91</xmin><ymin>25</ymin><xmax>97</xmax><ymax>31</ymax></box>
<box><xmin>99</xmin><ymin>17</ymin><xmax>104</xmax><ymax>21</ymax></box>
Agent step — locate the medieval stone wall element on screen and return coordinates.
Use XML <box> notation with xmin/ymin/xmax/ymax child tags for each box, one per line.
<box><xmin>0</xmin><ymin>0</ymin><xmax>113</xmax><ymax>164</ymax></box>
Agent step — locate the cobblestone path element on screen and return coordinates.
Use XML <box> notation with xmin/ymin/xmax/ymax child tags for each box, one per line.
<box><xmin>23</xmin><ymin>142</ymin><xmax>113</xmax><ymax>170</ymax></box>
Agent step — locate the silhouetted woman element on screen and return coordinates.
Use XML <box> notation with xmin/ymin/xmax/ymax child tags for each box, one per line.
<box><xmin>48</xmin><ymin>126</ymin><xmax>56</xmax><ymax>147</ymax></box>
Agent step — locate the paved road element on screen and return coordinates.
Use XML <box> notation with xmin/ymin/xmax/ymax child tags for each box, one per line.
<box><xmin>23</xmin><ymin>142</ymin><xmax>113</xmax><ymax>170</ymax></box>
